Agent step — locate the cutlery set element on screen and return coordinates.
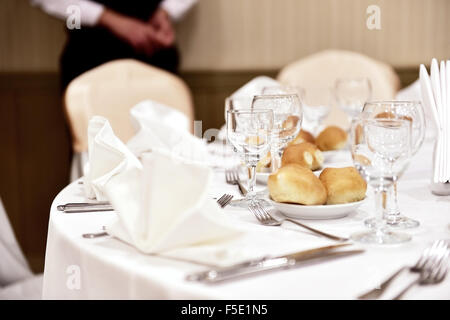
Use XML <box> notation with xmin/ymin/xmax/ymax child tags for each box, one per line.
<box><xmin>57</xmin><ymin>193</ymin><xmax>234</xmax><ymax>213</ymax></box>
<box><xmin>186</xmin><ymin>243</ymin><xmax>362</xmax><ymax>283</ymax></box>
<box><xmin>63</xmin><ymin>172</ymin><xmax>448</xmax><ymax>297</ymax></box>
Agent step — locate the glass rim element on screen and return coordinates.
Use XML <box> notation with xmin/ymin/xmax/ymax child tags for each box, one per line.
<box><xmin>357</xmin><ymin>117</ymin><xmax>412</xmax><ymax>127</ymax></box>
<box><xmin>226</xmin><ymin>108</ymin><xmax>274</xmax><ymax>115</ymax></box>
<box><xmin>261</xmin><ymin>85</ymin><xmax>304</xmax><ymax>90</ymax></box>
<box><xmin>225</xmin><ymin>95</ymin><xmax>254</xmax><ymax>101</ymax></box>
<box><xmin>253</xmin><ymin>93</ymin><xmax>299</xmax><ymax>99</ymax></box>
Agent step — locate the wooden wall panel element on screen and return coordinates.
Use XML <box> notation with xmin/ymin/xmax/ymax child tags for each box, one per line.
<box><xmin>0</xmin><ymin>0</ymin><xmax>448</xmax><ymax>72</ymax></box>
<box><xmin>0</xmin><ymin>74</ymin><xmax>72</xmax><ymax>272</ymax></box>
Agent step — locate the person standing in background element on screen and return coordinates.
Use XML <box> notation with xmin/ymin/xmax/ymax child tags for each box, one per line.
<box><xmin>31</xmin><ymin>0</ymin><xmax>197</xmax><ymax>88</ymax></box>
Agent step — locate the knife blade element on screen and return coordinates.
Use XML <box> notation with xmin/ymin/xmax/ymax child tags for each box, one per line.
<box><xmin>57</xmin><ymin>202</ymin><xmax>114</xmax><ymax>213</ymax></box>
<box><xmin>186</xmin><ymin>243</ymin><xmax>362</xmax><ymax>283</ymax></box>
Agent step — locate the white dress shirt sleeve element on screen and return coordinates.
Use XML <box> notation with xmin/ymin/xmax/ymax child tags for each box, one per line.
<box><xmin>31</xmin><ymin>0</ymin><xmax>197</xmax><ymax>25</ymax></box>
<box><xmin>160</xmin><ymin>0</ymin><xmax>198</xmax><ymax>21</ymax></box>
<box><xmin>30</xmin><ymin>0</ymin><xmax>105</xmax><ymax>27</ymax></box>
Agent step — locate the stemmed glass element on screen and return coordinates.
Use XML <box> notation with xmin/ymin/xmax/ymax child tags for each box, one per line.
<box><xmin>251</xmin><ymin>94</ymin><xmax>303</xmax><ymax>173</ymax></box>
<box><xmin>335</xmin><ymin>78</ymin><xmax>372</xmax><ymax>126</ymax></box>
<box><xmin>361</xmin><ymin>101</ymin><xmax>426</xmax><ymax>228</ymax></box>
<box><xmin>226</xmin><ymin>109</ymin><xmax>274</xmax><ymax>206</ymax></box>
<box><xmin>350</xmin><ymin>118</ymin><xmax>412</xmax><ymax>244</ymax></box>
<box><xmin>261</xmin><ymin>86</ymin><xmax>330</xmax><ymax>135</ymax></box>
<box><xmin>224</xmin><ymin>96</ymin><xmax>254</xmax><ymax>121</ymax></box>
<box><xmin>261</xmin><ymin>85</ymin><xmax>305</xmax><ymax>101</ymax></box>
<box><xmin>300</xmin><ymin>87</ymin><xmax>332</xmax><ymax>135</ymax></box>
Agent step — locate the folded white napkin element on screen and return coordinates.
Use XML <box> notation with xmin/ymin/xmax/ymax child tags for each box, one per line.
<box><xmin>104</xmin><ymin>149</ymin><xmax>242</xmax><ymax>253</ymax></box>
<box><xmin>127</xmin><ymin>101</ymin><xmax>209</xmax><ymax>165</ymax></box>
<box><xmin>84</xmin><ymin>116</ymin><xmax>142</xmax><ymax>201</ymax></box>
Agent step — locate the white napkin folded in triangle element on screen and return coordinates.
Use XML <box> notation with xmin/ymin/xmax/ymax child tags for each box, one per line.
<box><xmin>104</xmin><ymin>149</ymin><xmax>242</xmax><ymax>253</ymax></box>
<box><xmin>84</xmin><ymin>116</ymin><xmax>142</xmax><ymax>201</ymax></box>
<box><xmin>127</xmin><ymin>101</ymin><xmax>209</xmax><ymax>165</ymax></box>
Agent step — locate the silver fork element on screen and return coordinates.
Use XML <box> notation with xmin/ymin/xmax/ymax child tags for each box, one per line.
<box><xmin>393</xmin><ymin>240</ymin><xmax>448</xmax><ymax>300</ymax></box>
<box><xmin>216</xmin><ymin>194</ymin><xmax>234</xmax><ymax>208</ymax></box>
<box><xmin>225</xmin><ymin>168</ymin><xmax>247</xmax><ymax>196</ymax></box>
<box><xmin>249</xmin><ymin>202</ymin><xmax>349</xmax><ymax>242</ymax></box>
<box><xmin>358</xmin><ymin>239</ymin><xmax>447</xmax><ymax>299</ymax></box>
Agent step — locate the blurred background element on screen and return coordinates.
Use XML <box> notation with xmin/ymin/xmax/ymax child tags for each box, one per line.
<box><xmin>0</xmin><ymin>0</ymin><xmax>449</xmax><ymax>272</ymax></box>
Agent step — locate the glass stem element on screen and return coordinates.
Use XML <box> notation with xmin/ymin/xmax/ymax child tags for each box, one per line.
<box><xmin>387</xmin><ymin>182</ymin><xmax>400</xmax><ymax>216</ymax></box>
<box><xmin>246</xmin><ymin>165</ymin><xmax>257</xmax><ymax>203</ymax></box>
<box><xmin>270</xmin><ymin>143</ymin><xmax>282</xmax><ymax>173</ymax></box>
<box><xmin>373</xmin><ymin>186</ymin><xmax>387</xmax><ymax>238</ymax></box>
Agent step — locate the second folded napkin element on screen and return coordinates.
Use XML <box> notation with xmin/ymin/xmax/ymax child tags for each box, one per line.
<box><xmin>84</xmin><ymin>116</ymin><xmax>142</xmax><ymax>201</ymax></box>
<box><xmin>104</xmin><ymin>149</ymin><xmax>242</xmax><ymax>253</ymax></box>
<box><xmin>127</xmin><ymin>101</ymin><xmax>209</xmax><ymax>165</ymax></box>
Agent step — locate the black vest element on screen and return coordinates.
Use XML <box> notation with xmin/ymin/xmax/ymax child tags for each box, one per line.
<box><xmin>61</xmin><ymin>0</ymin><xmax>179</xmax><ymax>88</ymax></box>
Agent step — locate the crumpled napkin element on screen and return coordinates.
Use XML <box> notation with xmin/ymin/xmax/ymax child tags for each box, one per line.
<box><xmin>104</xmin><ymin>149</ymin><xmax>242</xmax><ymax>253</ymax></box>
<box><xmin>127</xmin><ymin>100</ymin><xmax>209</xmax><ymax>165</ymax></box>
<box><xmin>84</xmin><ymin>116</ymin><xmax>142</xmax><ymax>201</ymax></box>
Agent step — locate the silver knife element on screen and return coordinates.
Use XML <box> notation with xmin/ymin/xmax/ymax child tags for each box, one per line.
<box><xmin>186</xmin><ymin>244</ymin><xmax>363</xmax><ymax>283</ymax></box>
<box><xmin>57</xmin><ymin>202</ymin><xmax>114</xmax><ymax>213</ymax></box>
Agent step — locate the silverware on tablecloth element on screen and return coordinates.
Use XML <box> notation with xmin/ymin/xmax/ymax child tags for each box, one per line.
<box><xmin>225</xmin><ymin>168</ymin><xmax>247</xmax><ymax>196</ymax></box>
<box><xmin>216</xmin><ymin>194</ymin><xmax>234</xmax><ymax>208</ymax></box>
<box><xmin>82</xmin><ymin>231</ymin><xmax>109</xmax><ymax>239</ymax></box>
<box><xmin>249</xmin><ymin>202</ymin><xmax>349</xmax><ymax>242</ymax></box>
<box><xmin>57</xmin><ymin>202</ymin><xmax>114</xmax><ymax>213</ymax></box>
<box><xmin>59</xmin><ymin>193</ymin><xmax>234</xmax><ymax>214</ymax></box>
<box><xmin>393</xmin><ymin>240</ymin><xmax>449</xmax><ymax>300</ymax></box>
<box><xmin>185</xmin><ymin>243</ymin><xmax>362</xmax><ymax>283</ymax></box>
<box><xmin>358</xmin><ymin>239</ymin><xmax>448</xmax><ymax>300</ymax></box>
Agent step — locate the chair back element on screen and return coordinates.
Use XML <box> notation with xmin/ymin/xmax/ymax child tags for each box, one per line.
<box><xmin>64</xmin><ymin>59</ymin><xmax>194</xmax><ymax>153</ymax></box>
<box><xmin>277</xmin><ymin>50</ymin><xmax>401</xmax><ymax>128</ymax></box>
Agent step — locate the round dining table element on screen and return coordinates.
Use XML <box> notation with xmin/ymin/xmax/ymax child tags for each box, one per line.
<box><xmin>42</xmin><ymin>139</ymin><xmax>450</xmax><ymax>299</ymax></box>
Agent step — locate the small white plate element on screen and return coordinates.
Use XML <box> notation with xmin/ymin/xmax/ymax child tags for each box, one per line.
<box><xmin>256</xmin><ymin>172</ymin><xmax>271</xmax><ymax>184</ymax></box>
<box><xmin>268</xmin><ymin>198</ymin><xmax>366</xmax><ymax>220</ymax></box>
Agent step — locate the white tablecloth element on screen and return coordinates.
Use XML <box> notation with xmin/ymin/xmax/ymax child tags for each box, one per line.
<box><xmin>42</xmin><ymin>139</ymin><xmax>450</xmax><ymax>299</ymax></box>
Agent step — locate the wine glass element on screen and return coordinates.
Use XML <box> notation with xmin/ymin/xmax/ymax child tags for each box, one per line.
<box><xmin>300</xmin><ymin>87</ymin><xmax>332</xmax><ymax>135</ymax></box>
<box><xmin>251</xmin><ymin>94</ymin><xmax>302</xmax><ymax>173</ymax></box>
<box><xmin>335</xmin><ymin>78</ymin><xmax>372</xmax><ymax>125</ymax></box>
<box><xmin>224</xmin><ymin>96</ymin><xmax>254</xmax><ymax>122</ymax></box>
<box><xmin>261</xmin><ymin>85</ymin><xmax>305</xmax><ymax>99</ymax></box>
<box><xmin>350</xmin><ymin>118</ymin><xmax>412</xmax><ymax>244</ymax></box>
<box><xmin>226</xmin><ymin>109</ymin><xmax>273</xmax><ymax>206</ymax></box>
<box><xmin>361</xmin><ymin>101</ymin><xmax>426</xmax><ymax>229</ymax></box>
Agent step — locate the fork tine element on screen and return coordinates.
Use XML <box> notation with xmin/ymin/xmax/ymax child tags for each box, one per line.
<box><xmin>217</xmin><ymin>194</ymin><xmax>227</xmax><ymax>206</ymax></box>
<box><xmin>255</xmin><ymin>203</ymin><xmax>269</xmax><ymax>223</ymax></box>
<box><xmin>221</xmin><ymin>194</ymin><xmax>233</xmax><ymax>208</ymax></box>
<box><xmin>258</xmin><ymin>204</ymin><xmax>273</xmax><ymax>221</ymax></box>
<box><xmin>249</xmin><ymin>204</ymin><xmax>263</xmax><ymax>223</ymax></box>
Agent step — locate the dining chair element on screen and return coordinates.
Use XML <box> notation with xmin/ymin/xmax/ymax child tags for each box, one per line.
<box><xmin>64</xmin><ymin>59</ymin><xmax>195</xmax><ymax>181</ymax></box>
<box><xmin>277</xmin><ymin>49</ymin><xmax>401</xmax><ymax>128</ymax></box>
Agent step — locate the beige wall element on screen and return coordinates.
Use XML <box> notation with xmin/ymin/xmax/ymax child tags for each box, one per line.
<box><xmin>1</xmin><ymin>0</ymin><xmax>449</xmax><ymax>72</ymax></box>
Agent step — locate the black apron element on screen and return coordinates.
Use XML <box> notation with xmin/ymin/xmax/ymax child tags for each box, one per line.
<box><xmin>60</xmin><ymin>0</ymin><xmax>179</xmax><ymax>89</ymax></box>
